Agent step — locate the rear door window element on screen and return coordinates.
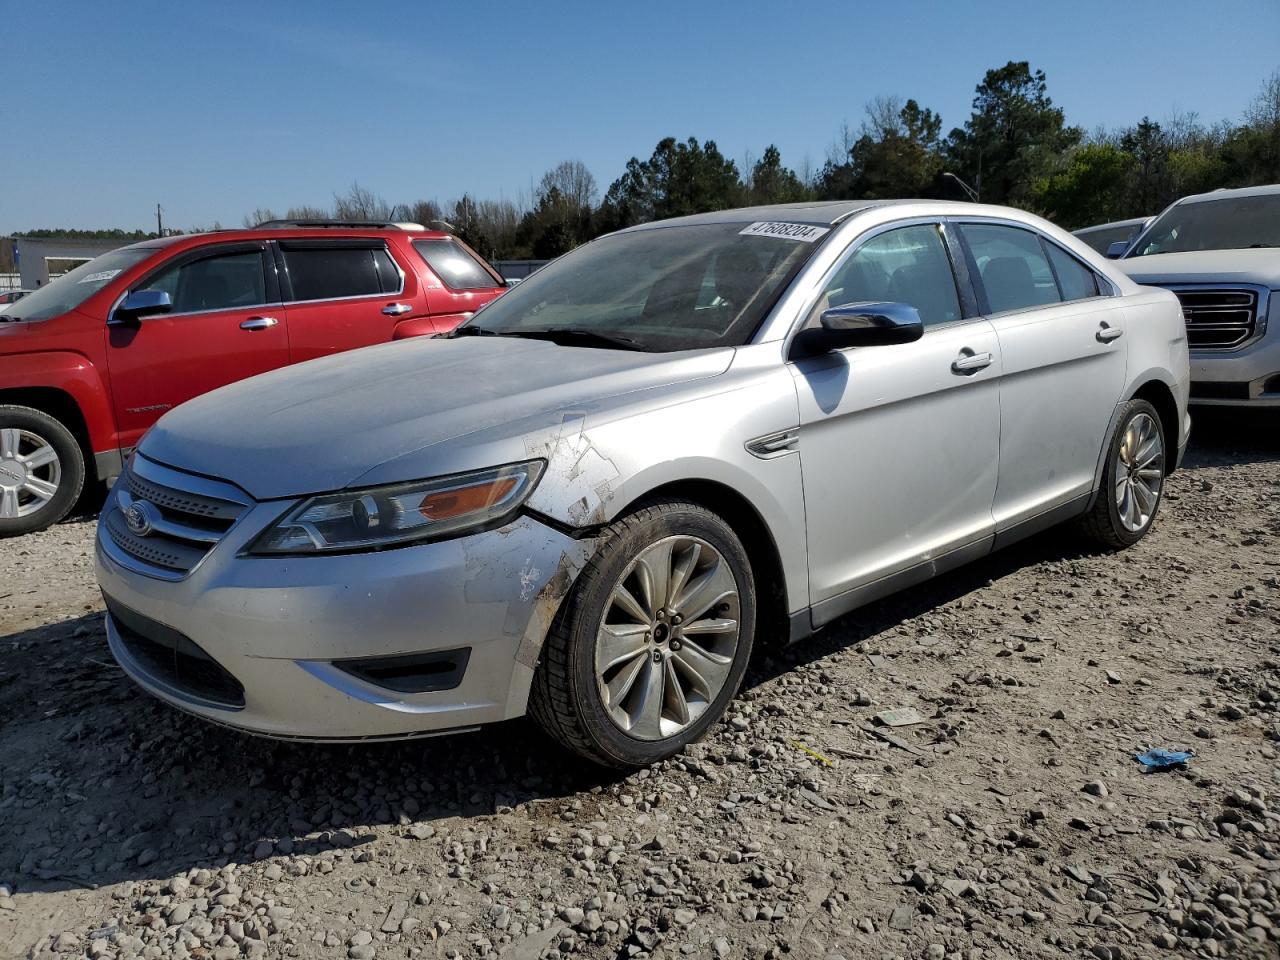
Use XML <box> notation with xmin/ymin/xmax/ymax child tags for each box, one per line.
<box><xmin>413</xmin><ymin>239</ymin><xmax>500</xmax><ymax>290</ymax></box>
<box><xmin>281</xmin><ymin>244</ymin><xmax>400</xmax><ymax>302</ymax></box>
<box><xmin>960</xmin><ymin>223</ymin><xmax>1061</xmax><ymax>314</ymax></box>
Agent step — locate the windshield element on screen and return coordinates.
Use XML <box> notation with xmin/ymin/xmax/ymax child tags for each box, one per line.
<box><xmin>3</xmin><ymin>247</ymin><xmax>156</xmax><ymax>322</ymax></box>
<box><xmin>1077</xmin><ymin>222</ymin><xmax>1143</xmax><ymax>255</ymax></box>
<box><xmin>1129</xmin><ymin>194</ymin><xmax>1280</xmax><ymax>257</ymax></box>
<box><xmin>459</xmin><ymin>221</ymin><xmax>826</xmax><ymax>351</ymax></box>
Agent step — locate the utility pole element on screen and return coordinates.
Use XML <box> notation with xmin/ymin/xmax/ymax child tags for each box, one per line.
<box><xmin>156</xmin><ymin>203</ymin><xmax>164</xmax><ymax>237</ymax></box>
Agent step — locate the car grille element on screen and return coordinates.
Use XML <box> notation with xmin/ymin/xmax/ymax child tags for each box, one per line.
<box><xmin>1166</xmin><ymin>287</ymin><xmax>1259</xmax><ymax>349</ymax></box>
<box><xmin>106</xmin><ymin>597</ymin><xmax>245</xmax><ymax>707</ymax></box>
<box><xmin>103</xmin><ymin>457</ymin><xmax>250</xmax><ymax>579</ymax></box>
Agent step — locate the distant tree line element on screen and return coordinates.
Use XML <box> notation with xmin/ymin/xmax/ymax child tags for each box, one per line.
<box><xmin>17</xmin><ymin>63</ymin><xmax>1280</xmax><ymax>262</ymax></box>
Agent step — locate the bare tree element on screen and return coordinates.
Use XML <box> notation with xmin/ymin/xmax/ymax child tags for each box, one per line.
<box><xmin>536</xmin><ymin>161</ymin><xmax>597</xmax><ymax>209</ymax></box>
<box><xmin>1246</xmin><ymin>69</ymin><xmax>1280</xmax><ymax>130</ymax></box>
<box><xmin>242</xmin><ymin>207</ymin><xmax>277</xmax><ymax>228</ymax></box>
<box><xmin>285</xmin><ymin>205</ymin><xmax>331</xmax><ymax>220</ymax></box>
<box><xmin>406</xmin><ymin>199</ymin><xmax>444</xmax><ymax>226</ymax></box>
<box><xmin>825</xmin><ymin>121</ymin><xmax>858</xmax><ymax>165</ymax></box>
<box><xmin>332</xmin><ymin>182</ymin><xmax>393</xmax><ymax>221</ymax></box>
<box><xmin>863</xmin><ymin>95</ymin><xmax>904</xmax><ymax>139</ymax></box>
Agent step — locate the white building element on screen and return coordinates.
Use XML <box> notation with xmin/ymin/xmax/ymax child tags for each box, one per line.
<box><xmin>14</xmin><ymin>236</ymin><xmax>130</xmax><ymax>288</ymax></box>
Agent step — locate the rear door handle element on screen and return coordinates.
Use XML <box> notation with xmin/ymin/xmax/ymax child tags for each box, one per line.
<box><xmin>382</xmin><ymin>303</ymin><xmax>413</xmax><ymax>316</ymax></box>
<box><xmin>240</xmin><ymin>316</ymin><xmax>278</xmax><ymax>331</ymax></box>
<box><xmin>951</xmin><ymin>351</ymin><xmax>993</xmax><ymax>374</ymax></box>
<box><xmin>1096</xmin><ymin>322</ymin><xmax>1124</xmax><ymax>343</ymax></box>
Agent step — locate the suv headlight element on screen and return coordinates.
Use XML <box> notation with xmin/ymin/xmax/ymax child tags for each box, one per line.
<box><xmin>249</xmin><ymin>460</ymin><xmax>544</xmax><ymax>555</ymax></box>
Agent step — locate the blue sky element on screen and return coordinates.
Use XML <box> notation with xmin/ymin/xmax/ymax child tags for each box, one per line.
<box><xmin>5</xmin><ymin>0</ymin><xmax>1277</xmax><ymax>233</ymax></box>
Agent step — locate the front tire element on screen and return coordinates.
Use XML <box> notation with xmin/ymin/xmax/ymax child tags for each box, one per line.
<box><xmin>0</xmin><ymin>405</ymin><xmax>85</xmax><ymax>538</ymax></box>
<box><xmin>529</xmin><ymin>499</ymin><xmax>756</xmax><ymax>769</ymax></box>
<box><xmin>1080</xmin><ymin>399</ymin><xmax>1165</xmax><ymax>549</ymax></box>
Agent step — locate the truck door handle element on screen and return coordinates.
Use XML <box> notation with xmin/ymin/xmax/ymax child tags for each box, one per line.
<box><xmin>240</xmin><ymin>316</ymin><xmax>278</xmax><ymax>331</ymax></box>
<box><xmin>1096</xmin><ymin>322</ymin><xmax>1124</xmax><ymax>343</ymax></box>
<box><xmin>951</xmin><ymin>351</ymin><xmax>993</xmax><ymax>374</ymax></box>
<box><xmin>382</xmin><ymin>303</ymin><xmax>413</xmax><ymax>316</ymax></box>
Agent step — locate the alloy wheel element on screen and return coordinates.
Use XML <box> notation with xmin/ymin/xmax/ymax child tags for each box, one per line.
<box><xmin>1114</xmin><ymin>412</ymin><xmax>1163</xmax><ymax>533</ymax></box>
<box><xmin>0</xmin><ymin>427</ymin><xmax>62</xmax><ymax>520</ymax></box>
<box><xmin>594</xmin><ymin>535</ymin><xmax>741</xmax><ymax>741</ymax></box>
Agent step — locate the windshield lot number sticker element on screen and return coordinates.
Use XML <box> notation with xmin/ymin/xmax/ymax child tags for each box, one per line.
<box><xmin>77</xmin><ymin>269</ymin><xmax>122</xmax><ymax>284</ymax></box>
<box><xmin>739</xmin><ymin>221</ymin><xmax>830</xmax><ymax>242</ymax></box>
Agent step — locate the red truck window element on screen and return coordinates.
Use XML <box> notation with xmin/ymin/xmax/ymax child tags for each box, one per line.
<box><xmin>280</xmin><ymin>244</ymin><xmax>401</xmax><ymax>302</ymax></box>
<box><xmin>149</xmin><ymin>251</ymin><xmax>269</xmax><ymax>313</ymax></box>
<box><xmin>413</xmin><ymin>239</ymin><xmax>499</xmax><ymax>290</ymax></box>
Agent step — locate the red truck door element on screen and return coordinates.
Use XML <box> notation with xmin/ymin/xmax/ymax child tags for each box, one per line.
<box><xmin>106</xmin><ymin>241</ymin><xmax>289</xmax><ymax>450</ymax></box>
<box><xmin>275</xmin><ymin>239</ymin><xmax>428</xmax><ymax>361</ymax></box>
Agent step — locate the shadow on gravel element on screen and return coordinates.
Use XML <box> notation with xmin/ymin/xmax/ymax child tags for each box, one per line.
<box><xmin>1179</xmin><ymin>408</ymin><xmax>1280</xmax><ymax>470</ymax></box>
<box><xmin>1</xmin><ymin>523</ymin><xmax>1094</xmax><ymax>899</ymax></box>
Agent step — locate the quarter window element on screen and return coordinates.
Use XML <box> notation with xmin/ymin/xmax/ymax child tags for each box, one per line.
<box><xmin>281</xmin><ymin>245</ymin><xmax>399</xmax><ymax>302</ymax></box>
<box><xmin>1044</xmin><ymin>242</ymin><xmax>1099</xmax><ymax>301</ymax></box>
<box><xmin>146</xmin><ymin>250</ymin><xmax>267</xmax><ymax>314</ymax></box>
<box><xmin>413</xmin><ymin>239</ymin><xmax>500</xmax><ymax>290</ymax></box>
<box><xmin>816</xmin><ymin>223</ymin><xmax>962</xmax><ymax>327</ymax></box>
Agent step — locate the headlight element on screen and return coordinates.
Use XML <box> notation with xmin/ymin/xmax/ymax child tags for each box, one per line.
<box><xmin>249</xmin><ymin>460</ymin><xmax>544</xmax><ymax>555</ymax></box>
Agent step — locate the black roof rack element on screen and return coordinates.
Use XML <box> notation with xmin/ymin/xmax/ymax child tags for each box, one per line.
<box><xmin>254</xmin><ymin>219</ymin><xmax>426</xmax><ymax>231</ymax></box>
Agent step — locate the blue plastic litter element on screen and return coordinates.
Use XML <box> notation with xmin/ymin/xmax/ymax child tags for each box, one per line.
<box><xmin>1134</xmin><ymin>748</ymin><xmax>1194</xmax><ymax>772</ymax></box>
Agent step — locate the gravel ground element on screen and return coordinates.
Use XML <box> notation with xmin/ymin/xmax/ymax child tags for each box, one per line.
<box><xmin>2</xmin><ymin>410</ymin><xmax>1279</xmax><ymax>960</ymax></box>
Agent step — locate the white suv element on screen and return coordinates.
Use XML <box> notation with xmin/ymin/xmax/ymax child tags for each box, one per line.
<box><xmin>1119</xmin><ymin>184</ymin><xmax>1280</xmax><ymax>406</ymax></box>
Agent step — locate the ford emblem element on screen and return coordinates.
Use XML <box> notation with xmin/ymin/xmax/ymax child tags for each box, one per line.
<box><xmin>125</xmin><ymin>500</ymin><xmax>158</xmax><ymax>537</ymax></box>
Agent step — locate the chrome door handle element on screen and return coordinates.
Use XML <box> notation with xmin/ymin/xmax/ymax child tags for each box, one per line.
<box><xmin>240</xmin><ymin>316</ymin><xmax>278</xmax><ymax>331</ymax></box>
<box><xmin>951</xmin><ymin>351</ymin><xmax>993</xmax><ymax>373</ymax></box>
<box><xmin>1096</xmin><ymin>323</ymin><xmax>1124</xmax><ymax>343</ymax></box>
<box><xmin>382</xmin><ymin>303</ymin><xmax>412</xmax><ymax>316</ymax></box>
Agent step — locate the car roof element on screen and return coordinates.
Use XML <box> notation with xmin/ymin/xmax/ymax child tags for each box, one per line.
<box><xmin>621</xmin><ymin>198</ymin><xmax>1058</xmax><ymax>232</ymax></box>
<box><xmin>1175</xmin><ymin>183</ymin><xmax>1280</xmax><ymax>205</ymax></box>
<box><xmin>119</xmin><ymin>225</ymin><xmax>455</xmax><ymax>254</ymax></box>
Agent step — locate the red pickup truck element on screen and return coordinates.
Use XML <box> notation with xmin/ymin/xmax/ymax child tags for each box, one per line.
<box><xmin>0</xmin><ymin>221</ymin><xmax>508</xmax><ymax>536</ymax></box>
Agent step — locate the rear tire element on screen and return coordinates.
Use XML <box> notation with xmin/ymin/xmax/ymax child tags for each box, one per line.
<box><xmin>529</xmin><ymin>499</ymin><xmax>756</xmax><ymax>769</ymax></box>
<box><xmin>1079</xmin><ymin>399</ymin><xmax>1165</xmax><ymax>549</ymax></box>
<box><xmin>0</xmin><ymin>405</ymin><xmax>85</xmax><ymax>538</ymax></box>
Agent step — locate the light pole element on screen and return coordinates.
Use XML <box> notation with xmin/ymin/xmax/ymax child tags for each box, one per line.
<box><xmin>943</xmin><ymin>172</ymin><xmax>979</xmax><ymax>203</ymax></box>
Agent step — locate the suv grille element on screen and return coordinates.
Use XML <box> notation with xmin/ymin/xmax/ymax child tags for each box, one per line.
<box><xmin>1166</xmin><ymin>287</ymin><xmax>1259</xmax><ymax>349</ymax></box>
<box><xmin>103</xmin><ymin>457</ymin><xmax>249</xmax><ymax>579</ymax></box>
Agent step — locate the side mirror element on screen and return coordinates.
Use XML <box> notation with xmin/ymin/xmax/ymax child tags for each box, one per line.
<box><xmin>1105</xmin><ymin>241</ymin><xmax>1129</xmax><ymax>259</ymax></box>
<box><xmin>790</xmin><ymin>301</ymin><xmax>924</xmax><ymax>358</ymax></box>
<box><xmin>111</xmin><ymin>289</ymin><xmax>172</xmax><ymax>325</ymax></box>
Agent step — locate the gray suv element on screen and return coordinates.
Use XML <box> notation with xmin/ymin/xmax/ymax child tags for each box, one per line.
<box><xmin>96</xmin><ymin>200</ymin><xmax>1190</xmax><ymax>768</ymax></box>
<box><xmin>1119</xmin><ymin>184</ymin><xmax>1280</xmax><ymax>406</ymax></box>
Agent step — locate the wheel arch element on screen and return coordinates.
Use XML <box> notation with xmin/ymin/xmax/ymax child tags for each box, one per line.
<box><xmin>609</xmin><ymin>477</ymin><xmax>794</xmax><ymax>649</ymax></box>
<box><xmin>0</xmin><ymin>386</ymin><xmax>93</xmax><ymax>470</ymax></box>
<box><xmin>1126</xmin><ymin>377</ymin><xmax>1180</xmax><ymax>476</ymax></box>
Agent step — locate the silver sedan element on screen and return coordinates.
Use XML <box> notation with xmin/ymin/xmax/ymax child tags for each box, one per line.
<box><xmin>96</xmin><ymin>200</ymin><xmax>1190</xmax><ymax>767</ymax></box>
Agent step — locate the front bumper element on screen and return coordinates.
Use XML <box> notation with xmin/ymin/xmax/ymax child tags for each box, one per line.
<box><xmin>96</xmin><ymin>501</ymin><xmax>587</xmax><ymax>741</ymax></box>
<box><xmin>1188</xmin><ymin>337</ymin><xmax>1280</xmax><ymax>407</ymax></box>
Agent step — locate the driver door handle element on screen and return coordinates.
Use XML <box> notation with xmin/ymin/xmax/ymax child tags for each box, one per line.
<box><xmin>240</xmin><ymin>316</ymin><xmax>278</xmax><ymax>331</ymax></box>
<box><xmin>1096</xmin><ymin>322</ymin><xmax>1124</xmax><ymax>343</ymax></box>
<box><xmin>382</xmin><ymin>303</ymin><xmax>413</xmax><ymax>316</ymax></box>
<box><xmin>951</xmin><ymin>351</ymin><xmax>993</xmax><ymax>374</ymax></box>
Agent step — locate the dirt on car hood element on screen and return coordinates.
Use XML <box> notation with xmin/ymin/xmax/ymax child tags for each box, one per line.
<box><xmin>138</xmin><ymin>335</ymin><xmax>732</xmax><ymax>500</ymax></box>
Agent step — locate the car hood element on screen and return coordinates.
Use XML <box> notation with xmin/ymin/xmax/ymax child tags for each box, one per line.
<box><xmin>1118</xmin><ymin>249</ymin><xmax>1280</xmax><ymax>288</ymax></box>
<box><xmin>139</xmin><ymin>336</ymin><xmax>733</xmax><ymax>500</ymax></box>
